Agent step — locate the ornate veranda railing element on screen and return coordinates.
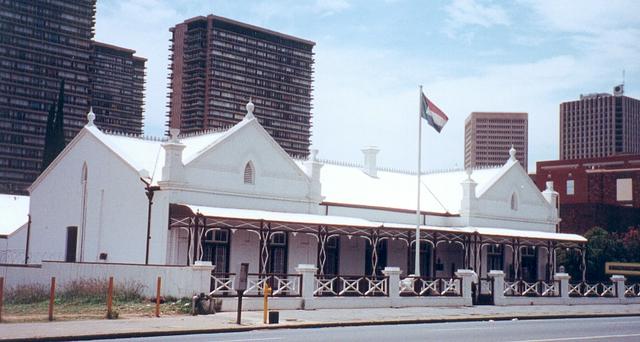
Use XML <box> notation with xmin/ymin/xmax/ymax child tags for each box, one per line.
<box><xmin>313</xmin><ymin>275</ymin><xmax>389</xmax><ymax>296</ymax></box>
<box><xmin>568</xmin><ymin>282</ymin><xmax>616</xmax><ymax>297</ymax></box>
<box><xmin>210</xmin><ymin>272</ymin><xmax>302</xmax><ymax>297</ymax></box>
<box><xmin>624</xmin><ymin>283</ymin><xmax>640</xmax><ymax>297</ymax></box>
<box><xmin>503</xmin><ymin>279</ymin><xmax>560</xmax><ymax>297</ymax></box>
<box><xmin>398</xmin><ymin>276</ymin><xmax>462</xmax><ymax>296</ymax></box>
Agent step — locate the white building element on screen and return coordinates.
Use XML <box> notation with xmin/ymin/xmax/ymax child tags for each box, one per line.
<box><xmin>0</xmin><ymin>194</ymin><xmax>29</xmax><ymax>264</ymax></box>
<box><xmin>14</xmin><ymin>102</ymin><xmax>586</xmax><ymax>294</ymax></box>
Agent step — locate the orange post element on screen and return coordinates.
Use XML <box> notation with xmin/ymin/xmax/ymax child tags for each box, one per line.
<box><xmin>0</xmin><ymin>277</ymin><xmax>4</xmax><ymax>323</ymax></box>
<box><xmin>155</xmin><ymin>276</ymin><xmax>161</xmax><ymax>317</ymax></box>
<box><xmin>107</xmin><ymin>277</ymin><xmax>114</xmax><ymax>318</ymax></box>
<box><xmin>48</xmin><ymin>277</ymin><xmax>55</xmax><ymax>321</ymax></box>
<box><xmin>263</xmin><ymin>282</ymin><xmax>271</xmax><ymax>324</ymax></box>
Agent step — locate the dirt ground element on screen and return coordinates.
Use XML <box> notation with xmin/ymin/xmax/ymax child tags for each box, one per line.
<box><xmin>2</xmin><ymin>299</ymin><xmax>192</xmax><ymax>323</ymax></box>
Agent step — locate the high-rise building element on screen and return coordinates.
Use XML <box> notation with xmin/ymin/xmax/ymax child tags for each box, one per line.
<box><xmin>90</xmin><ymin>41</ymin><xmax>146</xmax><ymax>135</ymax></box>
<box><xmin>168</xmin><ymin>15</ymin><xmax>315</xmax><ymax>157</ymax></box>
<box><xmin>559</xmin><ymin>86</ymin><xmax>640</xmax><ymax>160</ymax></box>
<box><xmin>464</xmin><ymin>112</ymin><xmax>528</xmax><ymax>169</ymax></box>
<box><xmin>0</xmin><ymin>0</ymin><xmax>146</xmax><ymax>195</ymax></box>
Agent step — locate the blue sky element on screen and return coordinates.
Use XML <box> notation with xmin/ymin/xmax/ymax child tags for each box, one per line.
<box><xmin>95</xmin><ymin>0</ymin><xmax>640</xmax><ymax>172</ymax></box>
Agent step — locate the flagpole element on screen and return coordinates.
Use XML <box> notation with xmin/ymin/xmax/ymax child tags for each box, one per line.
<box><xmin>415</xmin><ymin>85</ymin><xmax>423</xmax><ymax>276</ymax></box>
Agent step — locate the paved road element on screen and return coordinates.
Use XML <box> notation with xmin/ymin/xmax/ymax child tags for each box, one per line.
<box><xmin>105</xmin><ymin>316</ymin><xmax>640</xmax><ymax>342</ymax></box>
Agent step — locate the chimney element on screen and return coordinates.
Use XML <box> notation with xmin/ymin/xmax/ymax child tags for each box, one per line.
<box><xmin>160</xmin><ymin>128</ymin><xmax>186</xmax><ymax>183</ymax></box>
<box><xmin>542</xmin><ymin>181</ymin><xmax>559</xmax><ymax>223</ymax></box>
<box><xmin>361</xmin><ymin>146</ymin><xmax>380</xmax><ymax>177</ymax></box>
<box><xmin>304</xmin><ymin>149</ymin><xmax>324</xmax><ymax>208</ymax></box>
<box><xmin>460</xmin><ymin>169</ymin><xmax>478</xmax><ymax>223</ymax></box>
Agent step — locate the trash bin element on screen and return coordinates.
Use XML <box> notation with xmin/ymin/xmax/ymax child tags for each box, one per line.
<box><xmin>268</xmin><ymin>311</ymin><xmax>279</xmax><ymax>324</ymax></box>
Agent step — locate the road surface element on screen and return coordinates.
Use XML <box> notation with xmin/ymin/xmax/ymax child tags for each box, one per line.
<box><xmin>102</xmin><ymin>316</ymin><xmax>640</xmax><ymax>342</ymax></box>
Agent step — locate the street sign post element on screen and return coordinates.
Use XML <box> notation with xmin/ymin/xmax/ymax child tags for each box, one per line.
<box><xmin>234</xmin><ymin>263</ymin><xmax>249</xmax><ymax>325</ymax></box>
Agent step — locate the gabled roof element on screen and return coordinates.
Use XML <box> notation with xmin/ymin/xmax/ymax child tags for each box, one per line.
<box><xmin>0</xmin><ymin>194</ymin><xmax>29</xmax><ymax>236</ymax></box>
<box><xmin>317</xmin><ymin>162</ymin><xmax>502</xmax><ymax>214</ymax></box>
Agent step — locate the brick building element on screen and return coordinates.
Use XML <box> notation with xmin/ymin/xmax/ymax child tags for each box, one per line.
<box><xmin>464</xmin><ymin>112</ymin><xmax>528</xmax><ymax>170</ymax></box>
<box><xmin>535</xmin><ymin>155</ymin><xmax>640</xmax><ymax>234</ymax></box>
<box><xmin>559</xmin><ymin>86</ymin><xmax>640</xmax><ymax>160</ymax></box>
<box><xmin>168</xmin><ymin>15</ymin><xmax>315</xmax><ymax>157</ymax></box>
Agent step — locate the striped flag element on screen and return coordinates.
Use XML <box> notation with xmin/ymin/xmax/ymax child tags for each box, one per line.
<box><xmin>420</xmin><ymin>92</ymin><xmax>449</xmax><ymax>133</ymax></box>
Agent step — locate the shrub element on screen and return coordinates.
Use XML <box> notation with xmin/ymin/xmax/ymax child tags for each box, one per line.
<box><xmin>5</xmin><ymin>283</ymin><xmax>49</xmax><ymax>304</ymax></box>
<box><xmin>59</xmin><ymin>278</ymin><xmax>146</xmax><ymax>304</ymax></box>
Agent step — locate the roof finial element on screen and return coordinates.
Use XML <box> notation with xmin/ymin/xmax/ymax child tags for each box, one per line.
<box><xmin>245</xmin><ymin>97</ymin><xmax>255</xmax><ymax>120</ymax></box>
<box><xmin>509</xmin><ymin>144</ymin><xmax>517</xmax><ymax>161</ymax></box>
<box><xmin>87</xmin><ymin>106</ymin><xmax>95</xmax><ymax>127</ymax></box>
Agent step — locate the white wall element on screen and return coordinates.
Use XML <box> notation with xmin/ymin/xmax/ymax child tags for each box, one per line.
<box><xmin>228</xmin><ymin>229</ymin><xmax>260</xmax><ymax>274</ymax></box>
<box><xmin>29</xmin><ymin>131</ymin><xmax>152</xmax><ymax>264</ymax></box>
<box><xmin>339</xmin><ymin>236</ymin><xmax>366</xmax><ymax>275</ymax></box>
<box><xmin>287</xmin><ymin>233</ymin><xmax>317</xmax><ymax>274</ymax></box>
<box><xmin>0</xmin><ymin>261</ymin><xmax>211</xmax><ymax>298</ymax></box>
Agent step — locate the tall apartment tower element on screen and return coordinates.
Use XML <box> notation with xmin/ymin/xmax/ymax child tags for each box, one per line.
<box><xmin>0</xmin><ymin>0</ymin><xmax>146</xmax><ymax>194</ymax></box>
<box><xmin>168</xmin><ymin>15</ymin><xmax>315</xmax><ymax>157</ymax></box>
<box><xmin>559</xmin><ymin>86</ymin><xmax>640</xmax><ymax>160</ymax></box>
<box><xmin>90</xmin><ymin>42</ymin><xmax>146</xmax><ymax>135</ymax></box>
<box><xmin>464</xmin><ymin>112</ymin><xmax>528</xmax><ymax>170</ymax></box>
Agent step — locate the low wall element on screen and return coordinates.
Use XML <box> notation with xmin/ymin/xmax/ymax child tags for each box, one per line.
<box><xmin>0</xmin><ymin>261</ymin><xmax>213</xmax><ymax>298</ymax></box>
<box><xmin>218</xmin><ymin>295</ymin><xmax>468</xmax><ymax>312</ymax></box>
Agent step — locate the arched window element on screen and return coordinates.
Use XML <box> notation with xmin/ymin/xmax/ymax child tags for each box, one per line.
<box><xmin>510</xmin><ymin>192</ymin><xmax>518</xmax><ymax>211</ymax></box>
<box><xmin>244</xmin><ymin>161</ymin><xmax>254</xmax><ymax>184</ymax></box>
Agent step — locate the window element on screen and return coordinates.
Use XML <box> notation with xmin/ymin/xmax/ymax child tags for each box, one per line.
<box><xmin>566</xmin><ymin>180</ymin><xmax>575</xmax><ymax>195</ymax></box>
<box><xmin>510</xmin><ymin>193</ymin><xmax>518</xmax><ymax>211</ymax></box>
<box><xmin>243</xmin><ymin>161</ymin><xmax>254</xmax><ymax>184</ymax></box>
<box><xmin>487</xmin><ymin>244</ymin><xmax>503</xmax><ymax>271</ymax></box>
<box><xmin>616</xmin><ymin>178</ymin><xmax>633</xmax><ymax>201</ymax></box>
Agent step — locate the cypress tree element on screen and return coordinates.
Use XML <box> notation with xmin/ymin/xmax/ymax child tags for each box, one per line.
<box><xmin>41</xmin><ymin>102</ymin><xmax>57</xmax><ymax>171</ymax></box>
<box><xmin>52</xmin><ymin>79</ymin><xmax>66</xmax><ymax>157</ymax></box>
<box><xmin>41</xmin><ymin>79</ymin><xmax>67</xmax><ymax>171</ymax></box>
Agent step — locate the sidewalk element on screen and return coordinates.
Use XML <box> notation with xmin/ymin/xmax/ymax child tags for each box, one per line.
<box><xmin>2</xmin><ymin>304</ymin><xmax>640</xmax><ymax>341</ymax></box>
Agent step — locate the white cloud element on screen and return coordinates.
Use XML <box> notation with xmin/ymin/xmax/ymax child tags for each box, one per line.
<box><xmin>446</xmin><ymin>0</ymin><xmax>510</xmax><ymax>28</ymax></box>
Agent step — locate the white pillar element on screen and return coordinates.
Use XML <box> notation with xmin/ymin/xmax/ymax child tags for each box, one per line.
<box><xmin>382</xmin><ymin>266</ymin><xmax>401</xmax><ymax>300</ymax></box>
<box><xmin>611</xmin><ymin>274</ymin><xmax>626</xmax><ymax>300</ymax></box>
<box><xmin>554</xmin><ymin>272</ymin><xmax>570</xmax><ymax>300</ymax></box>
<box><xmin>455</xmin><ymin>269</ymin><xmax>477</xmax><ymax>307</ymax></box>
<box><xmin>296</xmin><ymin>264</ymin><xmax>318</xmax><ymax>300</ymax></box>
<box><xmin>192</xmin><ymin>261</ymin><xmax>214</xmax><ymax>295</ymax></box>
<box><xmin>488</xmin><ymin>270</ymin><xmax>505</xmax><ymax>306</ymax></box>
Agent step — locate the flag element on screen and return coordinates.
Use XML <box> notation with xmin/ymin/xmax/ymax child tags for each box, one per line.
<box><xmin>420</xmin><ymin>92</ymin><xmax>449</xmax><ymax>133</ymax></box>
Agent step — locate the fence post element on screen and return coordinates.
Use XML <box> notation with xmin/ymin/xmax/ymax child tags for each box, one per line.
<box><xmin>488</xmin><ymin>270</ymin><xmax>505</xmax><ymax>306</ymax></box>
<box><xmin>107</xmin><ymin>276</ymin><xmax>114</xmax><ymax>318</ymax></box>
<box><xmin>454</xmin><ymin>269</ymin><xmax>476</xmax><ymax>307</ymax></box>
<box><xmin>554</xmin><ymin>272</ymin><xmax>570</xmax><ymax>302</ymax></box>
<box><xmin>48</xmin><ymin>277</ymin><xmax>55</xmax><ymax>321</ymax></box>
<box><xmin>155</xmin><ymin>276</ymin><xmax>161</xmax><ymax>317</ymax></box>
<box><xmin>295</xmin><ymin>264</ymin><xmax>317</xmax><ymax>301</ymax></box>
<box><xmin>611</xmin><ymin>275</ymin><xmax>626</xmax><ymax>301</ymax></box>
<box><xmin>0</xmin><ymin>277</ymin><xmax>4</xmax><ymax>323</ymax></box>
<box><xmin>382</xmin><ymin>267</ymin><xmax>401</xmax><ymax>302</ymax></box>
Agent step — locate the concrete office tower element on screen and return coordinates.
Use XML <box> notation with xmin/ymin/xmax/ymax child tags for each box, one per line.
<box><xmin>168</xmin><ymin>15</ymin><xmax>315</xmax><ymax>157</ymax></box>
<box><xmin>0</xmin><ymin>0</ymin><xmax>146</xmax><ymax>195</ymax></box>
<box><xmin>559</xmin><ymin>86</ymin><xmax>640</xmax><ymax>160</ymax></box>
<box><xmin>90</xmin><ymin>42</ymin><xmax>146</xmax><ymax>135</ymax></box>
<box><xmin>464</xmin><ymin>112</ymin><xmax>528</xmax><ymax>170</ymax></box>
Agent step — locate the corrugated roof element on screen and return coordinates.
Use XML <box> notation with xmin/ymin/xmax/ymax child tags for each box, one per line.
<box><xmin>319</xmin><ymin>162</ymin><xmax>502</xmax><ymax>214</ymax></box>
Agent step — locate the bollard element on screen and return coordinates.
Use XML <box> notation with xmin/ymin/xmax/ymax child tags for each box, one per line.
<box><xmin>0</xmin><ymin>277</ymin><xmax>4</xmax><ymax>323</ymax></box>
<box><xmin>107</xmin><ymin>277</ymin><xmax>114</xmax><ymax>319</ymax></box>
<box><xmin>155</xmin><ymin>277</ymin><xmax>161</xmax><ymax>317</ymax></box>
<box><xmin>263</xmin><ymin>282</ymin><xmax>272</xmax><ymax>324</ymax></box>
<box><xmin>48</xmin><ymin>277</ymin><xmax>56</xmax><ymax>321</ymax></box>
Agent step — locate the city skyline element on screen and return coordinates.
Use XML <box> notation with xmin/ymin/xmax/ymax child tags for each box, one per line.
<box><xmin>95</xmin><ymin>0</ymin><xmax>640</xmax><ymax>171</ymax></box>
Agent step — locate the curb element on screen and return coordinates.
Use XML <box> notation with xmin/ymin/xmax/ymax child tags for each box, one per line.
<box><xmin>4</xmin><ymin>312</ymin><xmax>640</xmax><ymax>342</ymax></box>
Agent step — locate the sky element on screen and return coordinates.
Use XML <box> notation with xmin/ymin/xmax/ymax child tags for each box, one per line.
<box><xmin>95</xmin><ymin>0</ymin><xmax>640</xmax><ymax>172</ymax></box>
